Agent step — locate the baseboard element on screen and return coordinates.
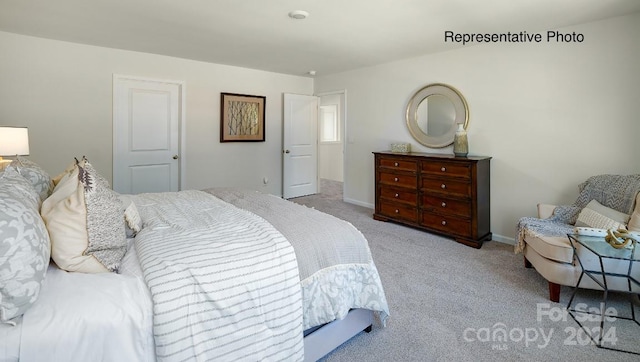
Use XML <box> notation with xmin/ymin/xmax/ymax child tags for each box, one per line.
<box><xmin>343</xmin><ymin>197</ymin><xmax>374</xmax><ymax>209</ymax></box>
<box><xmin>492</xmin><ymin>233</ymin><xmax>515</xmax><ymax>245</ymax></box>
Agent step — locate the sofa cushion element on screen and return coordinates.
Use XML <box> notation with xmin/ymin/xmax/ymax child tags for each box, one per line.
<box><xmin>525</xmin><ymin>234</ymin><xmax>573</xmax><ymax>264</ymax></box>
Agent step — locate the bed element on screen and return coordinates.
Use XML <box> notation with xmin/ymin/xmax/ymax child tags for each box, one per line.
<box><xmin>0</xmin><ymin>157</ymin><xmax>389</xmax><ymax>362</ymax></box>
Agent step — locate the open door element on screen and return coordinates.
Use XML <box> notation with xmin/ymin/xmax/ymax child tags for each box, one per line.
<box><xmin>283</xmin><ymin>93</ymin><xmax>319</xmax><ymax>199</ymax></box>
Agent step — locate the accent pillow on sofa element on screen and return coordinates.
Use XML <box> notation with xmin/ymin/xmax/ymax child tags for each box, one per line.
<box><xmin>41</xmin><ymin>158</ymin><xmax>127</xmax><ymax>273</ymax></box>
<box><xmin>0</xmin><ymin>167</ymin><xmax>51</xmax><ymax>323</ymax></box>
<box><xmin>575</xmin><ymin>199</ymin><xmax>629</xmax><ymax>230</ymax></box>
<box><xmin>9</xmin><ymin>156</ymin><xmax>54</xmax><ymax>205</ymax></box>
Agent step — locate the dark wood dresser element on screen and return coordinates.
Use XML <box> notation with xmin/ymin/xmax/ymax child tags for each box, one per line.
<box><xmin>373</xmin><ymin>152</ymin><xmax>491</xmax><ymax>248</ymax></box>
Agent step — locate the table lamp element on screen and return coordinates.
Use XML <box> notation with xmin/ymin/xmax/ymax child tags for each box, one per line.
<box><xmin>0</xmin><ymin>126</ymin><xmax>30</xmax><ymax>170</ymax></box>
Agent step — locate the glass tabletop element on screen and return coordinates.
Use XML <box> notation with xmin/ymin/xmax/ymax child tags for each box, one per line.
<box><xmin>568</xmin><ymin>234</ymin><xmax>640</xmax><ymax>261</ymax></box>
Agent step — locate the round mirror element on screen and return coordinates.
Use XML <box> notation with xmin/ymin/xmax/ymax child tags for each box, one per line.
<box><xmin>406</xmin><ymin>83</ymin><xmax>469</xmax><ymax>148</ymax></box>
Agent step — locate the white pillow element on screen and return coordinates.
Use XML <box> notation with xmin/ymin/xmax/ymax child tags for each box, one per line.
<box><xmin>118</xmin><ymin>194</ymin><xmax>143</xmax><ymax>237</ymax></box>
<box><xmin>575</xmin><ymin>199</ymin><xmax>629</xmax><ymax>230</ymax></box>
<box><xmin>41</xmin><ymin>158</ymin><xmax>126</xmax><ymax>273</ymax></box>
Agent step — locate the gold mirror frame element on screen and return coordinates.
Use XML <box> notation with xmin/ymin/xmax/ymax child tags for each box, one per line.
<box><xmin>406</xmin><ymin>83</ymin><xmax>469</xmax><ymax>148</ymax></box>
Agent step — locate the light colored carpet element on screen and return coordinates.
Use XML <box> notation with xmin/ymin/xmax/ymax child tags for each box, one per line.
<box><xmin>290</xmin><ymin>180</ymin><xmax>640</xmax><ymax>361</ymax></box>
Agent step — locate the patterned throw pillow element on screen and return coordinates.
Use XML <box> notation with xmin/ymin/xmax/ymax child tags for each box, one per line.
<box><xmin>81</xmin><ymin>161</ymin><xmax>128</xmax><ymax>271</ymax></box>
<box><xmin>9</xmin><ymin>156</ymin><xmax>54</xmax><ymax>204</ymax></box>
<box><xmin>0</xmin><ymin>168</ymin><xmax>51</xmax><ymax>323</ymax></box>
<box><xmin>41</xmin><ymin>158</ymin><xmax>127</xmax><ymax>273</ymax></box>
<box><xmin>575</xmin><ymin>199</ymin><xmax>629</xmax><ymax>230</ymax></box>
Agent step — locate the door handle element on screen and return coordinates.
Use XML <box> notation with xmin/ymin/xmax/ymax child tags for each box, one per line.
<box><xmin>284</xmin><ymin>150</ymin><xmax>290</xmax><ymax>154</ymax></box>
<box><xmin>173</xmin><ymin>155</ymin><xmax>179</xmax><ymax>159</ymax></box>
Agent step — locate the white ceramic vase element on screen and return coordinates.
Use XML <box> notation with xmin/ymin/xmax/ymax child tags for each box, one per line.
<box><xmin>453</xmin><ymin>123</ymin><xmax>468</xmax><ymax>157</ymax></box>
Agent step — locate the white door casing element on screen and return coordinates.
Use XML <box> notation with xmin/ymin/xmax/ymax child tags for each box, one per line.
<box><xmin>283</xmin><ymin>93</ymin><xmax>318</xmax><ymax>199</ymax></box>
<box><xmin>113</xmin><ymin>75</ymin><xmax>184</xmax><ymax>194</ymax></box>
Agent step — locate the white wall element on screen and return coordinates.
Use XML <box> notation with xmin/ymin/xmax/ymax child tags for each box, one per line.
<box><xmin>315</xmin><ymin>13</ymin><xmax>640</xmax><ymax>242</ymax></box>
<box><xmin>0</xmin><ymin>31</ymin><xmax>313</xmax><ymax>195</ymax></box>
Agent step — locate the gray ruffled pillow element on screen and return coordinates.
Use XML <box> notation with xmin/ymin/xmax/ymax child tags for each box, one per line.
<box><xmin>0</xmin><ymin>167</ymin><xmax>51</xmax><ymax>324</ymax></box>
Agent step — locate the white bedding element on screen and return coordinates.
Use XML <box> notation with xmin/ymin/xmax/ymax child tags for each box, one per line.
<box><xmin>1</xmin><ymin>189</ymin><xmax>388</xmax><ymax>361</ymax></box>
<box><xmin>133</xmin><ymin>190</ymin><xmax>304</xmax><ymax>361</ymax></box>
<box><xmin>1</xmin><ymin>241</ymin><xmax>155</xmax><ymax>362</ymax></box>
<box><xmin>0</xmin><ymin>320</ymin><xmax>21</xmax><ymax>362</ymax></box>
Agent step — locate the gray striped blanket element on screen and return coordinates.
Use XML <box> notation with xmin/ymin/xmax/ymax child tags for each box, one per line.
<box><xmin>133</xmin><ymin>191</ymin><xmax>303</xmax><ymax>362</ymax></box>
<box><xmin>206</xmin><ymin>188</ymin><xmax>390</xmax><ymax>329</ymax></box>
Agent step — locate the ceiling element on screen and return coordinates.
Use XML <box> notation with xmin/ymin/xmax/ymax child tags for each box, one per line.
<box><xmin>1</xmin><ymin>0</ymin><xmax>639</xmax><ymax>77</ymax></box>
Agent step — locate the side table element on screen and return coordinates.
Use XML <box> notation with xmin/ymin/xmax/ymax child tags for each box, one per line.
<box><xmin>566</xmin><ymin>233</ymin><xmax>640</xmax><ymax>355</ymax></box>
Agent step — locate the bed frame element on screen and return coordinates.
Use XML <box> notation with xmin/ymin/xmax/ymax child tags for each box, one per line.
<box><xmin>303</xmin><ymin>309</ymin><xmax>373</xmax><ymax>361</ymax></box>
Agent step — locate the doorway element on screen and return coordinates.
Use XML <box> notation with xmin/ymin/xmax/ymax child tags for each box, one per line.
<box><xmin>317</xmin><ymin>90</ymin><xmax>346</xmax><ymax>201</ymax></box>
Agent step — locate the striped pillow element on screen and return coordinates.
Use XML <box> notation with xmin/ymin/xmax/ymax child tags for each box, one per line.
<box><xmin>575</xmin><ymin>199</ymin><xmax>629</xmax><ymax>230</ymax></box>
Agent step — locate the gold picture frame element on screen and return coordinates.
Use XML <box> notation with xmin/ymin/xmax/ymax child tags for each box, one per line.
<box><xmin>220</xmin><ymin>93</ymin><xmax>266</xmax><ymax>142</ymax></box>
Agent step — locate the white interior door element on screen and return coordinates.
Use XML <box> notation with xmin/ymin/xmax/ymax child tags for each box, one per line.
<box><xmin>283</xmin><ymin>93</ymin><xmax>318</xmax><ymax>199</ymax></box>
<box><xmin>113</xmin><ymin>75</ymin><xmax>183</xmax><ymax>194</ymax></box>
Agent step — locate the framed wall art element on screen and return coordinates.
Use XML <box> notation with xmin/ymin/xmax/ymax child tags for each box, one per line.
<box><xmin>220</xmin><ymin>92</ymin><xmax>266</xmax><ymax>142</ymax></box>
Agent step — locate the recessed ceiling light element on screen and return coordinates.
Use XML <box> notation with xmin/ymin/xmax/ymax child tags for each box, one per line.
<box><xmin>288</xmin><ymin>10</ymin><xmax>309</xmax><ymax>20</ymax></box>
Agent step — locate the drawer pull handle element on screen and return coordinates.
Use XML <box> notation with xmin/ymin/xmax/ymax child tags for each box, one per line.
<box><xmin>441</xmin><ymin>167</ymin><xmax>446</xmax><ymax>172</ymax></box>
<box><xmin>395</xmin><ymin>193</ymin><xmax>399</xmax><ymax>198</ymax></box>
<box><xmin>441</xmin><ymin>184</ymin><xmax>446</xmax><ymax>189</ymax></box>
<box><xmin>395</xmin><ymin>209</ymin><xmax>400</xmax><ymax>214</ymax></box>
<box><xmin>441</xmin><ymin>220</ymin><xmax>447</xmax><ymax>226</ymax></box>
<box><xmin>394</xmin><ymin>162</ymin><xmax>399</xmax><ymax>167</ymax></box>
<box><xmin>441</xmin><ymin>202</ymin><xmax>446</xmax><ymax>207</ymax></box>
<box><xmin>394</xmin><ymin>177</ymin><xmax>399</xmax><ymax>182</ymax></box>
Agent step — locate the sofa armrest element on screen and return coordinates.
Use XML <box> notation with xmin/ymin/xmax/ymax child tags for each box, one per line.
<box><xmin>537</xmin><ymin>204</ymin><xmax>557</xmax><ymax>219</ymax></box>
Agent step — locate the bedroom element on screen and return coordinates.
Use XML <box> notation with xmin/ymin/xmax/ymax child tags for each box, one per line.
<box><xmin>1</xmin><ymin>0</ymin><xmax>640</xmax><ymax>361</ymax></box>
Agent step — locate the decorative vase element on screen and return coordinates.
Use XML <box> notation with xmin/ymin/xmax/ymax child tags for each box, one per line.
<box><xmin>453</xmin><ymin>123</ymin><xmax>468</xmax><ymax>157</ymax></box>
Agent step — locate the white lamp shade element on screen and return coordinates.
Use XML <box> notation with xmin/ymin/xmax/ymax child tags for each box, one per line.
<box><xmin>0</xmin><ymin>127</ymin><xmax>30</xmax><ymax>156</ymax></box>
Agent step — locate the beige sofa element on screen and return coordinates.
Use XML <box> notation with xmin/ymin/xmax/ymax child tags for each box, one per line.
<box><xmin>519</xmin><ymin>176</ymin><xmax>640</xmax><ymax>303</ymax></box>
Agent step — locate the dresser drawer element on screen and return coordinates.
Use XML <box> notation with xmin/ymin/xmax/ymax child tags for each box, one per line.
<box><xmin>422</xmin><ymin>195</ymin><xmax>471</xmax><ymax>218</ymax></box>
<box><xmin>379</xmin><ymin>172</ymin><xmax>417</xmax><ymax>189</ymax></box>
<box><xmin>421</xmin><ymin>213</ymin><xmax>471</xmax><ymax>237</ymax></box>
<box><xmin>380</xmin><ymin>187</ymin><xmax>417</xmax><ymax>206</ymax></box>
<box><xmin>421</xmin><ymin>161</ymin><xmax>471</xmax><ymax>179</ymax></box>
<box><xmin>379</xmin><ymin>157</ymin><xmax>418</xmax><ymax>172</ymax></box>
<box><xmin>379</xmin><ymin>201</ymin><xmax>418</xmax><ymax>222</ymax></box>
<box><xmin>421</xmin><ymin>178</ymin><xmax>470</xmax><ymax>197</ymax></box>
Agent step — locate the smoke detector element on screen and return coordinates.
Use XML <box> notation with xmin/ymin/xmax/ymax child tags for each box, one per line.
<box><xmin>288</xmin><ymin>10</ymin><xmax>309</xmax><ymax>20</ymax></box>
